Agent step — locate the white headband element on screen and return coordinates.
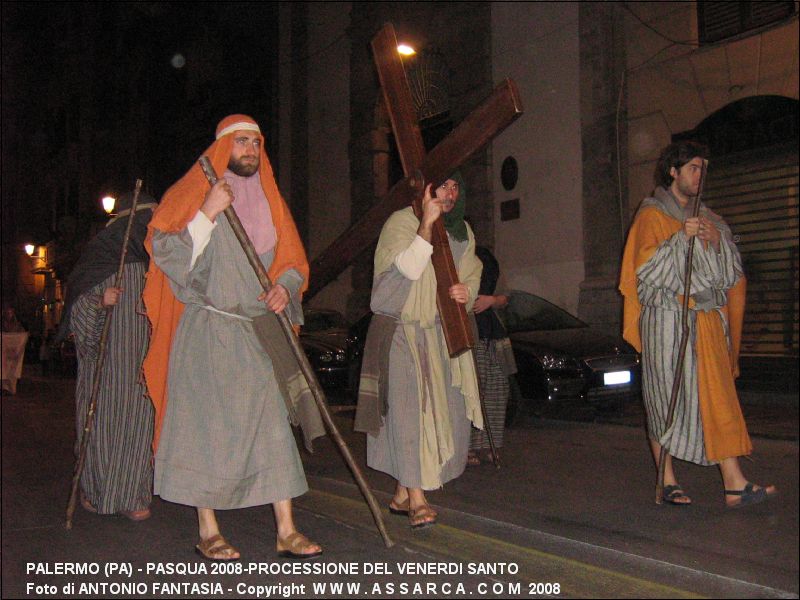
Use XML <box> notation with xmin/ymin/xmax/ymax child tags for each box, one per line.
<box><xmin>215</xmin><ymin>121</ymin><xmax>261</xmax><ymax>140</ymax></box>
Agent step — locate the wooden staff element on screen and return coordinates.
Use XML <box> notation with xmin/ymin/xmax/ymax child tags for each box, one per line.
<box><xmin>470</xmin><ymin>347</ymin><xmax>500</xmax><ymax>468</ymax></box>
<box><xmin>198</xmin><ymin>157</ymin><xmax>393</xmax><ymax>548</ymax></box>
<box><xmin>66</xmin><ymin>179</ymin><xmax>142</xmax><ymax>529</ymax></box>
<box><xmin>655</xmin><ymin>160</ymin><xmax>708</xmax><ymax>504</ymax></box>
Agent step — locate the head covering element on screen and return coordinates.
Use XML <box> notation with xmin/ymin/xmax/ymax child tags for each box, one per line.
<box><xmin>104</xmin><ymin>190</ymin><xmax>158</xmax><ymax>228</ymax></box>
<box><xmin>142</xmin><ymin>114</ymin><xmax>309</xmax><ymax>450</ymax></box>
<box><xmin>442</xmin><ymin>171</ymin><xmax>468</xmax><ymax>242</ymax></box>
<box><xmin>54</xmin><ymin>191</ymin><xmax>157</xmax><ymax>344</ymax></box>
<box><xmin>216</xmin><ymin>118</ymin><xmax>261</xmax><ymax>139</ymax></box>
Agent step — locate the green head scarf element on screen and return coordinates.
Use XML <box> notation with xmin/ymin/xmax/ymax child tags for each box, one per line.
<box><xmin>442</xmin><ymin>170</ymin><xmax>468</xmax><ymax>242</ymax></box>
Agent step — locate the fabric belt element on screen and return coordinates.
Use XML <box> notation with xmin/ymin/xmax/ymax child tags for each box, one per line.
<box><xmin>196</xmin><ymin>304</ymin><xmax>253</xmax><ymax>322</ymax></box>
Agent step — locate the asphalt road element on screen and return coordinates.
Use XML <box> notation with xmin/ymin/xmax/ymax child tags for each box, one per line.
<box><xmin>2</xmin><ymin>374</ymin><xmax>797</xmax><ymax>599</ymax></box>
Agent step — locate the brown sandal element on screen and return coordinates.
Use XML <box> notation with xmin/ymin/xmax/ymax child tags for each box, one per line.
<box><xmin>195</xmin><ymin>534</ymin><xmax>240</xmax><ymax>561</ymax></box>
<box><xmin>389</xmin><ymin>498</ymin><xmax>410</xmax><ymax>516</ymax></box>
<box><xmin>409</xmin><ymin>504</ymin><xmax>437</xmax><ymax>529</ymax></box>
<box><xmin>277</xmin><ymin>532</ymin><xmax>322</xmax><ymax>559</ymax></box>
<box><xmin>118</xmin><ymin>508</ymin><xmax>151</xmax><ymax>521</ymax></box>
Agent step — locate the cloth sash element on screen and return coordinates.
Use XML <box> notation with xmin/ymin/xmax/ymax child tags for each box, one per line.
<box><xmin>251</xmin><ymin>314</ymin><xmax>325</xmax><ymax>452</ymax></box>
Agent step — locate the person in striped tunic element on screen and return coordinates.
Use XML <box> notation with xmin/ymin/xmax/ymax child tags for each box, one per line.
<box><xmin>467</xmin><ymin>246</ymin><xmax>516</xmax><ymax>465</ymax></box>
<box><xmin>620</xmin><ymin>141</ymin><xmax>776</xmax><ymax>508</ymax></box>
<box><xmin>60</xmin><ymin>190</ymin><xmax>158</xmax><ymax>521</ymax></box>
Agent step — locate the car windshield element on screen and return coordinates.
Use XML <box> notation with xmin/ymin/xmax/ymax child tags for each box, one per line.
<box><xmin>499</xmin><ymin>291</ymin><xmax>587</xmax><ymax>333</ymax></box>
<box><xmin>303</xmin><ymin>311</ymin><xmax>349</xmax><ymax>333</ymax></box>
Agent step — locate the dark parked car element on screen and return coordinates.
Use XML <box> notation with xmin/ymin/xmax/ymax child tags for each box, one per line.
<box><xmin>498</xmin><ymin>291</ymin><xmax>640</xmax><ymax>423</ymax></box>
<box><xmin>299</xmin><ymin>309</ymin><xmax>351</xmax><ymax>390</ymax></box>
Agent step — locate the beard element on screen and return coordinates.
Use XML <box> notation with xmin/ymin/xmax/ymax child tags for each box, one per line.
<box><xmin>676</xmin><ymin>178</ymin><xmax>698</xmax><ymax>198</ymax></box>
<box><xmin>228</xmin><ymin>155</ymin><xmax>259</xmax><ymax>177</ymax></box>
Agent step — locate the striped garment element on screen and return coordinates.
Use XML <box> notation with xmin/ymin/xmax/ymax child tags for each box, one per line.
<box><xmin>470</xmin><ymin>339</ymin><xmax>510</xmax><ymax>450</ymax></box>
<box><xmin>72</xmin><ymin>262</ymin><xmax>154</xmax><ymax>513</ymax></box>
<box><xmin>636</xmin><ymin>209</ymin><xmax>742</xmax><ymax>466</ymax></box>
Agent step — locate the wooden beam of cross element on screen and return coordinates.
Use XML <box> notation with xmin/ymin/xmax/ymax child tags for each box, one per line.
<box><xmin>306</xmin><ymin>23</ymin><xmax>522</xmax><ymax>355</ymax></box>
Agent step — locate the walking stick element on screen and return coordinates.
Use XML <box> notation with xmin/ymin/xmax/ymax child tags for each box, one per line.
<box><xmin>470</xmin><ymin>345</ymin><xmax>500</xmax><ymax>468</ymax></box>
<box><xmin>655</xmin><ymin>160</ymin><xmax>708</xmax><ymax>504</ymax></box>
<box><xmin>198</xmin><ymin>158</ymin><xmax>393</xmax><ymax>548</ymax></box>
<box><xmin>66</xmin><ymin>179</ymin><xmax>143</xmax><ymax>528</ymax></box>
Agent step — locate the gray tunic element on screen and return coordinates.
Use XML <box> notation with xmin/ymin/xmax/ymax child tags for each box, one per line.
<box><xmin>72</xmin><ymin>263</ymin><xmax>153</xmax><ymax>513</ymax></box>
<box><xmin>366</xmin><ymin>236</ymin><xmax>472</xmax><ymax>490</ymax></box>
<box><xmin>152</xmin><ymin>214</ymin><xmax>307</xmax><ymax>509</ymax></box>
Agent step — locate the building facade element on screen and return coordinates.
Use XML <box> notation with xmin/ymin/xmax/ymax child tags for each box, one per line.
<box><xmin>279</xmin><ymin>2</ymin><xmax>798</xmax><ymax>371</ymax></box>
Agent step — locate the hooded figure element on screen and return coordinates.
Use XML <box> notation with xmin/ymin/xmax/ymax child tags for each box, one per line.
<box><xmin>56</xmin><ymin>191</ymin><xmax>157</xmax><ymax>344</ymax></box>
<box><xmin>65</xmin><ymin>189</ymin><xmax>157</xmax><ymax>520</ymax></box>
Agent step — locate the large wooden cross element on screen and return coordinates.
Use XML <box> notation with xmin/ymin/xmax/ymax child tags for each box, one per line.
<box><xmin>307</xmin><ymin>23</ymin><xmax>523</xmax><ymax>356</ymax></box>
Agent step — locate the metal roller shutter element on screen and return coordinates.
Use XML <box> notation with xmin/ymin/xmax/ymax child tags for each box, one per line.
<box><xmin>703</xmin><ymin>150</ymin><xmax>798</xmax><ymax>357</ymax></box>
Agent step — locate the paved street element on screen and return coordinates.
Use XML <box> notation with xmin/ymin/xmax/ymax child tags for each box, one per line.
<box><xmin>2</xmin><ymin>372</ymin><xmax>797</xmax><ymax>599</ymax></box>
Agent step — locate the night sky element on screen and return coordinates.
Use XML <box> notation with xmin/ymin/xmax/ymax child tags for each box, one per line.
<box><xmin>2</xmin><ymin>2</ymin><xmax>280</xmax><ymax>250</ymax></box>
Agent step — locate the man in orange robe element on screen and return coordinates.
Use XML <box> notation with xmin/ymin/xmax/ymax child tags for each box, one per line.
<box><xmin>619</xmin><ymin>141</ymin><xmax>776</xmax><ymax>508</ymax></box>
<box><xmin>143</xmin><ymin>115</ymin><xmax>323</xmax><ymax>559</ymax></box>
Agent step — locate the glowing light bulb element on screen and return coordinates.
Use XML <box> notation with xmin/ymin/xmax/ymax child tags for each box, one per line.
<box><xmin>397</xmin><ymin>44</ymin><xmax>416</xmax><ymax>56</ymax></box>
<box><xmin>102</xmin><ymin>196</ymin><xmax>116</xmax><ymax>214</ymax></box>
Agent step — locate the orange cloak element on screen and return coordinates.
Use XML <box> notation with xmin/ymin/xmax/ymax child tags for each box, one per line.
<box><xmin>142</xmin><ymin>115</ymin><xmax>309</xmax><ymax>451</ymax></box>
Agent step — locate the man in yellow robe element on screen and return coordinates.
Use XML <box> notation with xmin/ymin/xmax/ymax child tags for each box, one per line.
<box><xmin>619</xmin><ymin>141</ymin><xmax>776</xmax><ymax>508</ymax></box>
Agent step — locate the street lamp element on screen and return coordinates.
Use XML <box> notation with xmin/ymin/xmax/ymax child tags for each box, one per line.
<box><xmin>24</xmin><ymin>244</ymin><xmax>35</xmax><ymax>256</ymax></box>
<box><xmin>397</xmin><ymin>44</ymin><xmax>416</xmax><ymax>56</ymax></box>
<box><xmin>102</xmin><ymin>195</ymin><xmax>116</xmax><ymax>215</ymax></box>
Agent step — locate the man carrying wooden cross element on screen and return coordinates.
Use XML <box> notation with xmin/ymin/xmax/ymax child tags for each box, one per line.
<box><xmin>356</xmin><ymin>172</ymin><xmax>483</xmax><ymax>528</ymax></box>
<box><xmin>143</xmin><ymin>114</ymin><xmax>325</xmax><ymax>560</ymax></box>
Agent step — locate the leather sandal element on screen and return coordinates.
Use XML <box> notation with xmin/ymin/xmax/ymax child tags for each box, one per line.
<box><xmin>195</xmin><ymin>534</ymin><xmax>240</xmax><ymax>561</ymax></box>
<box><xmin>661</xmin><ymin>484</ymin><xmax>692</xmax><ymax>506</ymax></box>
<box><xmin>118</xmin><ymin>508</ymin><xmax>151</xmax><ymax>521</ymax></box>
<box><xmin>409</xmin><ymin>504</ymin><xmax>437</xmax><ymax>529</ymax></box>
<box><xmin>389</xmin><ymin>498</ymin><xmax>410</xmax><ymax>516</ymax></box>
<box><xmin>725</xmin><ymin>482</ymin><xmax>777</xmax><ymax>509</ymax></box>
<box><xmin>277</xmin><ymin>532</ymin><xmax>322</xmax><ymax>559</ymax></box>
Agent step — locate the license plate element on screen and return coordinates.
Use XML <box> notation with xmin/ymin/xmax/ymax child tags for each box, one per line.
<box><xmin>604</xmin><ymin>370</ymin><xmax>631</xmax><ymax>385</ymax></box>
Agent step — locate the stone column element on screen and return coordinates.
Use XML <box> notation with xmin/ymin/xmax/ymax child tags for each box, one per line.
<box><xmin>290</xmin><ymin>2</ymin><xmax>310</xmax><ymax>245</ymax></box>
<box><xmin>578</xmin><ymin>2</ymin><xmax>628</xmax><ymax>336</ymax></box>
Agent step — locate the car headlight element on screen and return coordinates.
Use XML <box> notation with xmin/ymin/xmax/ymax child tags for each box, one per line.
<box><xmin>539</xmin><ymin>353</ymin><xmax>571</xmax><ymax>370</ymax></box>
<box><xmin>319</xmin><ymin>350</ymin><xmax>347</xmax><ymax>364</ymax></box>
